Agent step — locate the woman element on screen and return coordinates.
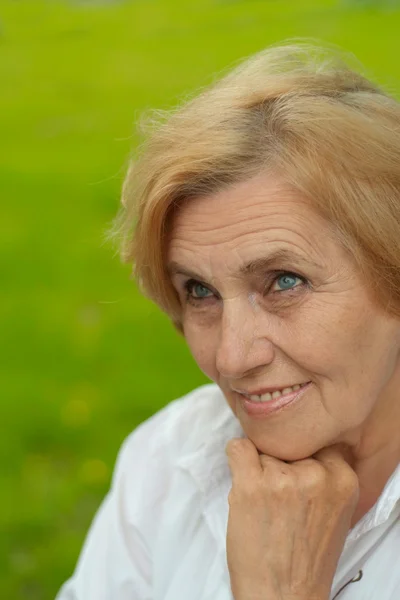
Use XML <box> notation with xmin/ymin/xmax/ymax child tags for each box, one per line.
<box><xmin>56</xmin><ymin>43</ymin><xmax>400</xmax><ymax>600</ymax></box>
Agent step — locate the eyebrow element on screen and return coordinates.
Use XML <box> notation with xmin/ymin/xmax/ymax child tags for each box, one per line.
<box><xmin>167</xmin><ymin>249</ymin><xmax>323</xmax><ymax>281</ymax></box>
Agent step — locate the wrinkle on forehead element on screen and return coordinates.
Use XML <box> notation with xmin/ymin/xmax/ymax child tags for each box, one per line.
<box><xmin>167</xmin><ymin>173</ymin><xmax>336</xmax><ymax>279</ymax></box>
<box><xmin>171</xmin><ymin>174</ymin><xmax>306</xmax><ymax>225</ymax></box>
<box><xmin>173</xmin><ymin>199</ymin><xmax>308</xmax><ymax>236</ymax></box>
<box><xmin>171</xmin><ymin>175</ymin><xmax>323</xmax><ymax>238</ymax></box>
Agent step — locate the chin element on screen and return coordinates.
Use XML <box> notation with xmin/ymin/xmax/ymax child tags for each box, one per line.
<box><xmin>246</xmin><ymin>435</ymin><xmax>323</xmax><ymax>462</ymax></box>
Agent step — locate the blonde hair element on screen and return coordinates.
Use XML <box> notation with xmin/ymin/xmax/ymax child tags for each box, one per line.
<box><xmin>111</xmin><ymin>42</ymin><xmax>400</xmax><ymax>327</ymax></box>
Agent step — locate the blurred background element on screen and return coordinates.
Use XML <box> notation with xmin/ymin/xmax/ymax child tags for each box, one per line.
<box><xmin>1</xmin><ymin>0</ymin><xmax>400</xmax><ymax>598</ymax></box>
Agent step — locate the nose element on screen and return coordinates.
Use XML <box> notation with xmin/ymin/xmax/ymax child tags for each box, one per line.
<box><xmin>215</xmin><ymin>301</ymin><xmax>275</xmax><ymax>380</ymax></box>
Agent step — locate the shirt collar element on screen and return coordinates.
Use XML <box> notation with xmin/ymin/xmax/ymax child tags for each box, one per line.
<box><xmin>346</xmin><ymin>460</ymin><xmax>400</xmax><ymax>543</ymax></box>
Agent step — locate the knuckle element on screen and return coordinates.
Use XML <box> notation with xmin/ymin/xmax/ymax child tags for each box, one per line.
<box><xmin>225</xmin><ymin>438</ymin><xmax>245</xmax><ymax>456</ymax></box>
<box><xmin>303</xmin><ymin>475</ymin><xmax>324</xmax><ymax>495</ymax></box>
<box><xmin>268</xmin><ymin>473</ymin><xmax>296</xmax><ymax>496</ymax></box>
<box><xmin>301</xmin><ymin>464</ymin><xmax>328</xmax><ymax>493</ymax></box>
<box><xmin>228</xmin><ymin>478</ymin><xmax>264</xmax><ymax>506</ymax></box>
<box><xmin>226</xmin><ymin>437</ymin><xmax>255</xmax><ymax>460</ymax></box>
<box><xmin>337</xmin><ymin>468</ymin><xmax>359</xmax><ymax>497</ymax></box>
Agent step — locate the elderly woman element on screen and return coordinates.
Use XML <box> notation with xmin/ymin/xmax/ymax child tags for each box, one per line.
<box><xmin>56</xmin><ymin>43</ymin><xmax>400</xmax><ymax>600</ymax></box>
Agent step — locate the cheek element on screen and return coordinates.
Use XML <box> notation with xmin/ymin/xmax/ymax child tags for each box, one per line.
<box><xmin>286</xmin><ymin>294</ymin><xmax>370</xmax><ymax>368</ymax></box>
<box><xmin>303</xmin><ymin>306</ymin><xmax>397</xmax><ymax>421</ymax></box>
<box><xmin>184</xmin><ymin>322</ymin><xmax>218</xmax><ymax>380</ymax></box>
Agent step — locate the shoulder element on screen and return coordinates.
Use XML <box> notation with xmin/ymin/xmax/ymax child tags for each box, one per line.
<box><xmin>113</xmin><ymin>383</ymin><xmax>231</xmax><ymax>478</ymax></box>
<box><xmin>55</xmin><ymin>384</ymin><xmax>234</xmax><ymax>599</ymax></box>
<box><xmin>107</xmin><ymin>382</ymin><xmax>237</xmax><ymax>544</ymax></box>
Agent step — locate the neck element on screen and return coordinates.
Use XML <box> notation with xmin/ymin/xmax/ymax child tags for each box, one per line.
<box><xmin>349</xmin><ymin>376</ymin><xmax>400</xmax><ymax>528</ymax></box>
<box><xmin>351</xmin><ymin>444</ymin><xmax>400</xmax><ymax>527</ymax></box>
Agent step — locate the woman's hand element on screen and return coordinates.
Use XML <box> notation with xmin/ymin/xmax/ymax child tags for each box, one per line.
<box><xmin>225</xmin><ymin>439</ymin><xmax>359</xmax><ymax>600</ymax></box>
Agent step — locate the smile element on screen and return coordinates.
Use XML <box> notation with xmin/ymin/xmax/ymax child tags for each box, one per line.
<box><xmin>237</xmin><ymin>382</ymin><xmax>310</xmax><ymax>403</ymax></box>
<box><xmin>236</xmin><ymin>381</ymin><xmax>312</xmax><ymax>419</ymax></box>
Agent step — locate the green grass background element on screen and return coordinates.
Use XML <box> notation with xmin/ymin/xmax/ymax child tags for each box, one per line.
<box><xmin>2</xmin><ymin>0</ymin><xmax>400</xmax><ymax>598</ymax></box>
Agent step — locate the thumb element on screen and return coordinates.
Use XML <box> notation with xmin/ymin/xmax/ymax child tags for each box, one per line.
<box><xmin>225</xmin><ymin>437</ymin><xmax>262</xmax><ymax>484</ymax></box>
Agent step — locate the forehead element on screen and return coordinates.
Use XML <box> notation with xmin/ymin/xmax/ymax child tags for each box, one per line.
<box><xmin>168</xmin><ymin>173</ymin><xmax>333</xmax><ymax>271</ymax></box>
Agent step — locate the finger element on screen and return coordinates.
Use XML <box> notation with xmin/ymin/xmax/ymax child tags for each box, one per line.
<box><xmin>225</xmin><ymin>437</ymin><xmax>263</xmax><ymax>483</ymax></box>
<box><xmin>314</xmin><ymin>443</ymin><xmax>355</xmax><ymax>472</ymax></box>
<box><xmin>315</xmin><ymin>444</ymin><xmax>359</xmax><ymax>505</ymax></box>
<box><xmin>259</xmin><ymin>453</ymin><xmax>290</xmax><ymax>473</ymax></box>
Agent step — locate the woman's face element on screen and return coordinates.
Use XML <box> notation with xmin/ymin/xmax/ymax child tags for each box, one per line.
<box><xmin>168</xmin><ymin>172</ymin><xmax>400</xmax><ymax>461</ymax></box>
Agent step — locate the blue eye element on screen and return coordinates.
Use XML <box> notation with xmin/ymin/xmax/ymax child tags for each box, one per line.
<box><xmin>272</xmin><ymin>272</ymin><xmax>303</xmax><ymax>292</ymax></box>
<box><xmin>193</xmin><ymin>283</ymin><xmax>212</xmax><ymax>298</ymax></box>
<box><xmin>184</xmin><ymin>279</ymin><xmax>213</xmax><ymax>301</ymax></box>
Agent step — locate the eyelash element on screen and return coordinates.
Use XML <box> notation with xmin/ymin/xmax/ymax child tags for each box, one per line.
<box><xmin>183</xmin><ymin>271</ymin><xmax>309</xmax><ymax>305</ymax></box>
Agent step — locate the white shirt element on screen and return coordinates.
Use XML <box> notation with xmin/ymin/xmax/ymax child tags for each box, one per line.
<box><xmin>56</xmin><ymin>384</ymin><xmax>400</xmax><ymax>600</ymax></box>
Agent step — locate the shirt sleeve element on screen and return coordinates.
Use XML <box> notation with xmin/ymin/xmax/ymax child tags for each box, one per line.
<box><xmin>55</xmin><ymin>400</ymin><xmax>182</xmax><ymax>600</ymax></box>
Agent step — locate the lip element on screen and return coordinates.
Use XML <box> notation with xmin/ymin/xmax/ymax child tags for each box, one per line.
<box><xmin>237</xmin><ymin>381</ymin><xmax>312</xmax><ymax>418</ymax></box>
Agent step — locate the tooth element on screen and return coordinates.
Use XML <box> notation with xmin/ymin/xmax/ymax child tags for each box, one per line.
<box><xmin>246</xmin><ymin>384</ymin><xmax>306</xmax><ymax>403</ymax></box>
<box><xmin>282</xmin><ymin>387</ymin><xmax>293</xmax><ymax>395</ymax></box>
